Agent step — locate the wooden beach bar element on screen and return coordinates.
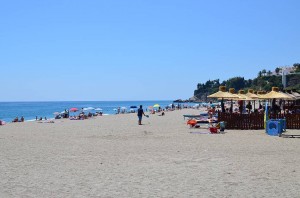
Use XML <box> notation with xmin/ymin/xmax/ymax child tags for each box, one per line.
<box><xmin>208</xmin><ymin>86</ymin><xmax>300</xmax><ymax>130</ymax></box>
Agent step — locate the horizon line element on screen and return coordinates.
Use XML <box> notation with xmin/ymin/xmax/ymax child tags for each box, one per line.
<box><xmin>0</xmin><ymin>99</ymin><xmax>177</xmax><ymax>103</ymax></box>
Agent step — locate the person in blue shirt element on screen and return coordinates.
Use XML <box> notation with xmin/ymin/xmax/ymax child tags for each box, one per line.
<box><xmin>137</xmin><ymin>105</ymin><xmax>146</xmax><ymax>125</ymax></box>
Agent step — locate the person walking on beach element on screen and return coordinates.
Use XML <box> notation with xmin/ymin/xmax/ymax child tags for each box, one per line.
<box><xmin>137</xmin><ymin>105</ymin><xmax>146</xmax><ymax>125</ymax></box>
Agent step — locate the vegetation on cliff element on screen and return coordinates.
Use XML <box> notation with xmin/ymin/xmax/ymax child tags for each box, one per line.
<box><xmin>193</xmin><ymin>64</ymin><xmax>300</xmax><ymax>101</ymax></box>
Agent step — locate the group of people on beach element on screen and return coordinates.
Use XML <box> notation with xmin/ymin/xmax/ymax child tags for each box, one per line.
<box><xmin>11</xmin><ymin>116</ymin><xmax>47</xmax><ymax>123</ymax></box>
<box><xmin>69</xmin><ymin>109</ymin><xmax>103</xmax><ymax>120</ymax></box>
<box><xmin>3</xmin><ymin>103</ymin><xmax>190</xmax><ymax>125</ymax></box>
<box><xmin>12</xmin><ymin>116</ymin><xmax>25</xmax><ymax>123</ymax></box>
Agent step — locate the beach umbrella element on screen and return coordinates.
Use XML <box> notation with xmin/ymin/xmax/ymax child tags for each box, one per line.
<box><xmin>94</xmin><ymin>108</ymin><xmax>103</xmax><ymax>111</ymax></box>
<box><xmin>259</xmin><ymin>87</ymin><xmax>293</xmax><ymax>100</ymax></box>
<box><xmin>245</xmin><ymin>89</ymin><xmax>260</xmax><ymax>110</ymax></box>
<box><xmin>113</xmin><ymin>108</ymin><xmax>117</xmax><ymax>111</ymax></box>
<box><xmin>83</xmin><ymin>107</ymin><xmax>95</xmax><ymax>111</ymax></box>
<box><xmin>291</xmin><ymin>91</ymin><xmax>300</xmax><ymax>99</ymax></box>
<box><xmin>53</xmin><ymin>112</ymin><xmax>60</xmax><ymax>115</ymax></box>
<box><xmin>227</xmin><ymin>88</ymin><xmax>244</xmax><ymax>113</ymax></box>
<box><xmin>69</xmin><ymin>108</ymin><xmax>78</xmax><ymax>112</ymax></box>
<box><xmin>237</xmin><ymin>90</ymin><xmax>253</xmax><ymax>101</ymax></box>
<box><xmin>207</xmin><ymin>86</ymin><xmax>238</xmax><ymax>99</ymax></box>
<box><xmin>237</xmin><ymin>90</ymin><xmax>254</xmax><ymax>113</ymax></box>
<box><xmin>153</xmin><ymin>104</ymin><xmax>160</xmax><ymax>108</ymax></box>
<box><xmin>257</xmin><ymin>91</ymin><xmax>267</xmax><ymax>99</ymax></box>
<box><xmin>121</xmin><ymin>107</ymin><xmax>127</xmax><ymax>110</ymax></box>
<box><xmin>219</xmin><ymin>88</ymin><xmax>244</xmax><ymax>100</ymax></box>
<box><xmin>86</xmin><ymin>107</ymin><xmax>95</xmax><ymax>110</ymax></box>
<box><xmin>280</xmin><ymin>92</ymin><xmax>297</xmax><ymax>101</ymax></box>
<box><xmin>246</xmin><ymin>89</ymin><xmax>259</xmax><ymax>99</ymax></box>
<box><xmin>130</xmin><ymin>106</ymin><xmax>137</xmax><ymax>108</ymax></box>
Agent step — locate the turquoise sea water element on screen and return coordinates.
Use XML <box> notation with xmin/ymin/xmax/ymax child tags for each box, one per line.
<box><xmin>0</xmin><ymin>101</ymin><xmax>183</xmax><ymax>122</ymax></box>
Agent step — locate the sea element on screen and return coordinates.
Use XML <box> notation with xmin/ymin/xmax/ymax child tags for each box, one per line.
<box><xmin>0</xmin><ymin>101</ymin><xmax>198</xmax><ymax>122</ymax></box>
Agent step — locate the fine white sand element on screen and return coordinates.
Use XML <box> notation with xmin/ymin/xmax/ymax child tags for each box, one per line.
<box><xmin>0</xmin><ymin>109</ymin><xmax>300</xmax><ymax>198</ymax></box>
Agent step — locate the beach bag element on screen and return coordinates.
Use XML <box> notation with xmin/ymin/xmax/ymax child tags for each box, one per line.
<box><xmin>209</xmin><ymin>127</ymin><xmax>218</xmax><ymax>133</ymax></box>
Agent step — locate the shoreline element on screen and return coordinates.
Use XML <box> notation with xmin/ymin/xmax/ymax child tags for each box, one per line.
<box><xmin>0</xmin><ymin>100</ymin><xmax>179</xmax><ymax>123</ymax></box>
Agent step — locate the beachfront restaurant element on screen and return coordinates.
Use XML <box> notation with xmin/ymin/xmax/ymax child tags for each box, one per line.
<box><xmin>208</xmin><ymin>86</ymin><xmax>300</xmax><ymax>130</ymax></box>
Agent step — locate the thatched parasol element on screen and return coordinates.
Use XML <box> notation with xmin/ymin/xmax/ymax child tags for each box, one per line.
<box><xmin>290</xmin><ymin>91</ymin><xmax>300</xmax><ymax>99</ymax></box>
<box><xmin>225</xmin><ymin>88</ymin><xmax>244</xmax><ymax>99</ymax></box>
<box><xmin>259</xmin><ymin>87</ymin><xmax>293</xmax><ymax>100</ymax></box>
<box><xmin>226</xmin><ymin>88</ymin><xmax>244</xmax><ymax>112</ymax></box>
<box><xmin>237</xmin><ymin>90</ymin><xmax>253</xmax><ymax>101</ymax></box>
<box><xmin>208</xmin><ymin>86</ymin><xmax>239</xmax><ymax>113</ymax></box>
<box><xmin>246</xmin><ymin>89</ymin><xmax>259</xmax><ymax>99</ymax></box>
<box><xmin>207</xmin><ymin>86</ymin><xmax>238</xmax><ymax>99</ymax></box>
<box><xmin>280</xmin><ymin>92</ymin><xmax>297</xmax><ymax>101</ymax></box>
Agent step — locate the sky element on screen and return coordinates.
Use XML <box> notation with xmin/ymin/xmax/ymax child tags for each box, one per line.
<box><xmin>0</xmin><ymin>0</ymin><xmax>299</xmax><ymax>101</ymax></box>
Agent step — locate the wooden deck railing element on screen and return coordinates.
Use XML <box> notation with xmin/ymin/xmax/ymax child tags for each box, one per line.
<box><xmin>218</xmin><ymin>112</ymin><xmax>300</xmax><ymax>129</ymax></box>
<box><xmin>269</xmin><ymin>113</ymin><xmax>300</xmax><ymax>129</ymax></box>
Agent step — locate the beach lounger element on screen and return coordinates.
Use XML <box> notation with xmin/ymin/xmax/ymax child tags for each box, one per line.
<box><xmin>183</xmin><ymin>115</ymin><xmax>201</xmax><ymax>120</ymax></box>
<box><xmin>187</xmin><ymin>119</ymin><xmax>198</xmax><ymax>127</ymax></box>
<box><xmin>279</xmin><ymin>134</ymin><xmax>300</xmax><ymax>138</ymax></box>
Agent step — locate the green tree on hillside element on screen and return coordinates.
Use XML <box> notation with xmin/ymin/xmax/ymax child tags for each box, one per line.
<box><xmin>287</xmin><ymin>74</ymin><xmax>300</xmax><ymax>90</ymax></box>
<box><xmin>226</xmin><ymin>77</ymin><xmax>245</xmax><ymax>90</ymax></box>
<box><xmin>293</xmin><ymin>63</ymin><xmax>300</xmax><ymax>72</ymax></box>
<box><xmin>245</xmin><ymin>79</ymin><xmax>253</xmax><ymax>87</ymax></box>
<box><xmin>258</xmin><ymin>71</ymin><xmax>262</xmax><ymax>77</ymax></box>
<box><xmin>193</xmin><ymin>65</ymin><xmax>298</xmax><ymax>101</ymax></box>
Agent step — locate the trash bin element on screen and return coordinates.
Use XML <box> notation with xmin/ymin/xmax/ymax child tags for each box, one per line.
<box><xmin>270</xmin><ymin>119</ymin><xmax>285</xmax><ymax>133</ymax></box>
<box><xmin>266</xmin><ymin>120</ymin><xmax>282</xmax><ymax>136</ymax></box>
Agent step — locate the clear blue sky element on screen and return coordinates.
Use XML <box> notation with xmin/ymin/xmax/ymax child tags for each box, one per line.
<box><xmin>1</xmin><ymin>0</ymin><xmax>299</xmax><ymax>101</ymax></box>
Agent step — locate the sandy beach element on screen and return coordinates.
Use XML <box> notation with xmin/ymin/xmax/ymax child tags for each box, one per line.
<box><xmin>0</xmin><ymin>109</ymin><xmax>300</xmax><ymax>197</ymax></box>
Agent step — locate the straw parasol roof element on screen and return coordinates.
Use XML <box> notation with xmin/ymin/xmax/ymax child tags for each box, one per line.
<box><xmin>280</xmin><ymin>92</ymin><xmax>297</xmax><ymax>100</ymax></box>
<box><xmin>223</xmin><ymin>88</ymin><xmax>244</xmax><ymax>100</ymax></box>
<box><xmin>256</xmin><ymin>91</ymin><xmax>266</xmax><ymax>97</ymax></box>
<box><xmin>207</xmin><ymin>86</ymin><xmax>238</xmax><ymax>99</ymax></box>
<box><xmin>246</xmin><ymin>89</ymin><xmax>259</xmax><ymax>99</ymax></box>
<box><xmin>237</xmin><ymin>90</ymin><xmax>253</xmax><ymax>101</ymax></box>
<box><xmin>259</xmin><ymin>87</ymin><xmax>294</xmax><ymax>100</ymax></box>
<box><xmin>291</xmin><ymin>91</ymin><xmax>300</xmax><ymax>99</ymax></box>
